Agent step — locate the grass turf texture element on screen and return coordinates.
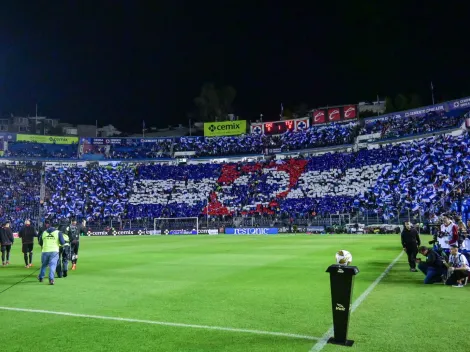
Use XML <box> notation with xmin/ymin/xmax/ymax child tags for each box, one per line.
<box><xmin>0</xmin><ymin>234</ymin><xmax>468</xmax><ymax>352</ymax></box>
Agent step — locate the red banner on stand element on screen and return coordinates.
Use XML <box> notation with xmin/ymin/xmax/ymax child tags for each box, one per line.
<box><xmin>343</xmin><ymin>105</ymin><xmax>357</xmax><ymax>119</ymax></box>
<box><xmin>328</xmin><ymin>108</ymin><xmax>341</xmax><ymax>122</ymax></box>
<box><xmin>312</xmin><ymin>110</ymin><xmax>326</xmax><ymax>124</ymax></box>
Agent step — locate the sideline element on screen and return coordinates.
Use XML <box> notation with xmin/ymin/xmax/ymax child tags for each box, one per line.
<box><xmin>309</xmin><ymin>251</ymin><xmax>405</xmax><ymax>351</ymax></box>
<box><xmin>0</xmin><ymin>306</ymin><xmax>320</xmax><ymax>341</ymax></box>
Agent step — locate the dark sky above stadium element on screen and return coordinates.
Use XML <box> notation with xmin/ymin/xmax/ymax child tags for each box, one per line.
<box><xmin>0</xmin><ymin>1</ymin><xmax>469</xmax><ymax>132</ymax></box>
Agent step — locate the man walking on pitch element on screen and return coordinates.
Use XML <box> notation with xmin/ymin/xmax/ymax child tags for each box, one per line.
<box><xmin>1</xmin><ymin>222</ymin><xmax>14</xmax><ymax>266</ymax></box>
<box><xmin>18</xmin><ymin>220</ymin><xmax>38</xmax><ymax>268</ymax></box>
<box><xmin>68</xmin><ymin>219</ymin><xmax>82</xmax><ymax>270</ymax></box>
<box><xmin>38</xmin><ymin>223</ymin><xmax>65</xmax><ymax>285</ymax></box>
<box><xmin>401</xmin><ymin>221</ymin><xmax>421</xmax><ymax>272</ymax></box>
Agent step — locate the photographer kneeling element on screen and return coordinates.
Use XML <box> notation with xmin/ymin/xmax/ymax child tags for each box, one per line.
<box><xmin>416</xmin><ymin>246</ymin><xmax>447</xmax><ymax>284</ymax></box>
<box><xmin>443</xmin><ymin>245</ymin><xmax>469</xmax><ymax>288</ymax></box>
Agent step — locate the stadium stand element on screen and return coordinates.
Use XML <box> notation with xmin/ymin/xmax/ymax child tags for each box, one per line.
<box><xmin>0</xmin><ymin>97</ymin><xmax>468</xmax><ymax>232</ymax></box>
<box><xmin>37</xmin><ymin>134</ymin><xmax>470</xmax><ymax>230</ymax></box>
<box><xmin>280</xmin><ymin>122</ymin><xmax>358</xmax><ymax>151</ymax></box>
<box><xmin>0</xmin><ymin>166</ymin><xmax>41</xmax><ymax>230</ymax></box>
<box><xmin>4</xmin><ymin>142</ymin><xmax>78</xmax><ymax>159</ymax></box>
<box><xmin>360</xmin><ymin>110</ymin><xmax>464</xmax><ymax>139</ymax></box>
<box><xmin>44</xmin><ymin>165</ymin><xmax>135</xmax><ymax>223</ymax></box>
<box><xmin>80</xmin><ymin>139</ymin><xmax>173</xmax><ymax>160</ymax></box>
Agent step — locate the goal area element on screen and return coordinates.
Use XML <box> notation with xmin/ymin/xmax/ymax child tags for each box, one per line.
<box><xmin>153</xmin><ymin>217</ymin><xmax>199</xmax><ymax>235</ymax></box>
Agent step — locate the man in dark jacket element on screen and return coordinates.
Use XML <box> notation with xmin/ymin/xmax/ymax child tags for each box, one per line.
<box><xmin>18</xmin><ymin>220</ymin><xmax>38</xmax><ymax>268</ymax></box>
<box><xmin>401</xmin><ymin>221</ymin><xmax>421</xmax><ymax>272</ymax></box>
<box><xmin>417</xmin><ymin>246</ymin><xmax>447</xmax><ymax>284</ymax></box>
<box><xmin>68</xmin><ymin>219</ymin><xmax>82</xmax><ymax>270</ymax></box>
<box><xmin>1</xmin><ymin>222</ymin><xmax>14</xmax><ymax>266</ymax></box>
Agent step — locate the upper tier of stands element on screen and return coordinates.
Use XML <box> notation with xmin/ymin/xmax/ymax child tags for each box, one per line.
<box><xmin>0</xmin><ymin>98</ymin><xmax>469</xmax><ymax>230</ymax></box>
<box><xmin>1</xmin><ymin>98</ymin><xmax>468</xmax><ymax>160</ymax></box>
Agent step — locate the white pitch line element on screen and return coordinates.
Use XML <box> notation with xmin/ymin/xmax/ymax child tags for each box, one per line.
<box><xmin>309</xmin><ymin>251</ymin><xmax>404</xmax><ymax>352</ymax></box>
<box><xmin>0</xmin><ymin>306</ymin><xmax>319</xmax><ymax>341</ymax></box>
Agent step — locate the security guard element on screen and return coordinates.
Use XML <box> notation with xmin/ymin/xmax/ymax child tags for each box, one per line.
<box><xmin>38</xmin><ymin>223</ymin><xmax>65</xmax><ymax>285</ymax></box>
<box><xmin>56</xmin><ymin>221</ymin><xmax>71</xmax><ymax>278</ymax></box>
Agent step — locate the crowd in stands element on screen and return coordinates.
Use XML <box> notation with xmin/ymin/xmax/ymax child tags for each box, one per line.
<box><xmin>0</xmin><ymin>114</ymin><xmax>468</xmax><ymax>229</ymax></box>
<box><xmin>22</xmin><ymin>133</ymin><xmax>466</xmax><ymax>227</ymax></box>
<box><xmin>174</xmin><ymin>135</ymin><xmax>264</xmax><ymax>156</ymax></box>
<box><xmin>0</xmin><ymin>132</ymin><xmax>462</xmax><ymax>227</ymax></box>
<box><xmin>80</xmin><ymin>140</ymin><xmax>173</xmax><ymax>160</ymax></box>
<box><xmin>280</xmin><ymin>122</ymin><xmax>358</xmax><ymax>151</ymax></box>
<box><xmin>44</xmin><ymin>165</ymin><xmax>135</xmax><ymax>222</ymax></box>
<box><xmin>128</xmin><ymin>164</ymin><xmax>221</xmax><ymax>218</ymax></box>
<box><xmin>0</xmin><ymin>111</ymin><xmax>463</xmax><ymax>161</ymax></box>
<box><xmin>3</xmin><ymin>142</ymin><xmax>78</xmax><ymax>159</ymax></box>
<box><xmin>361</xmin><ymin>111</ymin><xmax>463</xmax><ymax>139</ymax></box>
<box><xmin>0</xmin><ymin>166</ymin><xmax>41</xmax><ymax>230</ymax></box>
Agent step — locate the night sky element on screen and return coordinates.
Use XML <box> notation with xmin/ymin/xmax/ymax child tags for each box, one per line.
<box><xmin>0</xmin><ymin>1</ymin><xmax>469</xmax><ymax>132</ymax></box>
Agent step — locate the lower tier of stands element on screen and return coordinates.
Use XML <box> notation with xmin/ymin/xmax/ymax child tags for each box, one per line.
<box><xmin>1</xmin><ymin>133</ymin><xmax>468</xmax><ymax>232</ymax></box>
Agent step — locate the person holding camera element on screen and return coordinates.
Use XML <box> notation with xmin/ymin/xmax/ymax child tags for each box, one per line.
<box><xmin>416</xmin><ymin>246</ymin><xmax>447</xmax><ymax>284</ymax></box>
<box><xmin>401</xmin><ymin>221</ymin><xmax>421</xmax><ymax>272</ymax></box>
<box><xmin>443</xmin><ymin>245</ymin><xmax>469</xmax><ymax>287</ymax></box>
<box><xmin>439</xmin><ymin>215</ymin><xmax>459</xmax><ymax>254</ymax></box>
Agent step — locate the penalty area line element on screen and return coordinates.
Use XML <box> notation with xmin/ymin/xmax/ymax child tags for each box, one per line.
<box><xmin>309</xmin><ymin>251</ymin><xmax>405</xmax><ymax>352</ymax></box>
<box><xmin>0</xmin><ymin>306</ymin><xmax>320</xmax><ymax>341</ymax></box>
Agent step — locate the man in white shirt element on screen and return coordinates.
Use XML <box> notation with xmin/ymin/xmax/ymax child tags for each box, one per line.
<box><xmin>439</xmin><ymin>215</ymin><xmax>459</xmax><ymax>253</ymax></box>
<box><xmin>443</xmin><ymin>245</ymin><xmax>469</xmax><ymax>288</ymax></box>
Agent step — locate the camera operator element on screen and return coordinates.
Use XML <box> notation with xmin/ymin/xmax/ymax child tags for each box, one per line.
<box><xmin>443</xmin><ymin>245</ymin><xmax>469</xmax><ymax>287</ymax></box>
<box><xmin>416</xmin><ymin>246</ymin><xmax>447</xmax><ymax>284</ymax></box>
<box><xmin>435</xmin><ymin>215</ymin><xmax>458</xmax><ymax>255</ymax></box>
<box><xmin>457</xmin><ymin>220</ymin><xmax>467</xmax><ymax>249</ymax></box>
<box><xmin>428</xmin><ymin>213</ymin><xmax>439</xmax><ymax>236</ymax></box>
<box><xmin>401</xmin><ymin>221</ymin><xmax>421</xmax><ymax>272</ymax></box>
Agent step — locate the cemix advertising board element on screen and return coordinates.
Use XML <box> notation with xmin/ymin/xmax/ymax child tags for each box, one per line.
<box><xmin>17</xmin><ymin>134</ymin><xmax>79</xmax><ymax>144</ymax></box>
<box><xmin>225</xmin><ymin>228</ymin><xmax>278</xmax><ymax>235</ymax></box>
<box><xmin>204</xmin><ymin>120</ymin><xmax>247</xmax><ymax>137</ymax></box>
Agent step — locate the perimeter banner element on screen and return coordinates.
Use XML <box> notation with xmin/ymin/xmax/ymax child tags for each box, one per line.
<box><xmin>204</xmin><ymin>120</ymin><xmax>247</xmax><ymax>137</ymax></box>
<box><xmin>17</xmin><ymin>134</ymin><xmax>79</xmax><ymax>144</ymax></box>
<box><xmin>225</xmin><ymin>228</ymin><xmax>278</xmax><ymax>235</ymax></box>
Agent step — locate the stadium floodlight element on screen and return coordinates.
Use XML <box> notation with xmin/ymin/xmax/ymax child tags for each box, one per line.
<box><xmin>153</xmin><ymin>217</ymin><xmax>199</xmax><ymax>235</ymax></box>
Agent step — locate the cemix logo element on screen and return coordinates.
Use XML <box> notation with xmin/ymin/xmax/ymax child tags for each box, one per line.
<box><xmin>328</xmin><ymin>109</ymin><xmax>340</xmax><ymax>120</ymax></box>
<box><xmin>49</xmin><ymin>136</ymin><xmax>70</xmax><ymax>143</ymax></box>
<box><xmin>208</xmin><ymin>122</ymin><xmax>241</xmax><ymax>133</ymax></box>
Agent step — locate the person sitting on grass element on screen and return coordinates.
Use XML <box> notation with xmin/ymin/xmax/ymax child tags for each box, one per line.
<box><xmin>443</xmin><ymin>245</ymin><xmax>469</xmax><ymax>288</ymax></box>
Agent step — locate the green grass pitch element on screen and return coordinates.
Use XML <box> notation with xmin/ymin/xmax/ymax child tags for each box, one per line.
<box><xmin>0</xmin><ymin>234</ymin><xmax>468</xmax><ymax>352</ymax></box>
